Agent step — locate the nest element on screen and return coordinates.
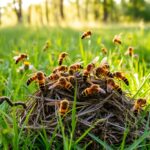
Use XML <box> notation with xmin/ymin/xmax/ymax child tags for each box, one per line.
<box><xmin>17</xmin><ymin>72</ymin><xmax>148</xmax><ymax>148</ymax></box>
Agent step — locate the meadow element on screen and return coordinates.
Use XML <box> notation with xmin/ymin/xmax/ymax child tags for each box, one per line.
<box><xmin>0</xmin><ymin>25</ymin><xmax>150</xmax><ymax>149</ymax></box>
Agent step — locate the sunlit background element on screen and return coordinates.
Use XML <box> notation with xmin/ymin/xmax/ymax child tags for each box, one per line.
<box><xmin>0</xmin><ymin>0</ymin><xmax>150</xmax><ymax>27</ymax></box>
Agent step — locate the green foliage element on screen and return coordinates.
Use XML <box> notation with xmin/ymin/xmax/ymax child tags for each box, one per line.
<box><xmin>123</xmin><ymin>0</ymin><xmax>150</xmax><ymax>21</ymax></box>
<box><xmin>0</xmin><ymin>25</ymin><xmax>150</xmax><ymax>149</ymax></box>
<box><xmin>88</xmin><ymin>133</ymin><xmax>113</xmax><ymax>150</ymax></box>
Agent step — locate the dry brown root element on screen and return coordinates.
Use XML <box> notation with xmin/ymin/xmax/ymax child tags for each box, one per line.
<box><xmin>0</xmin><ymin>96</ymin><xmax>27</xmax><ymax>109</ymax></box>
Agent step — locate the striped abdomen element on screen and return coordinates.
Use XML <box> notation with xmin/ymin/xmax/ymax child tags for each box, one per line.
<box><xmin>27</xmin><ymin>76</ymin><xmax>37</xmax><ymax>86</ymax></box>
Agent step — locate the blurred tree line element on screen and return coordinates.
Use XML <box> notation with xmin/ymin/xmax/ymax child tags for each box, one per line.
<box><xmin>0</xmin><ymin>0</ymin><xmax>150</xmax><ymax>25</ymax></box>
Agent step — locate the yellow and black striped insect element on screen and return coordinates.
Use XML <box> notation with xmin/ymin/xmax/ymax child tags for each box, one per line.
<box><xmin>49</xmin><ymin>77</ymin><xmax>74</xmax><ymax>91</ymax></box>
<box><xmin>81</xmin><ymin>84</ymin><xmax>106</xmax><ymax>96</ymax></box>
<box><xmin>13</xmin><ymin>53</ymin><xmax>28</xmax><ymax>64</ymax></box>
<box><xmin>113</xmin><ymin>72</ymin><xmax>129</xmax><ymax>86</ymax></box>
<box><xmin>81</xmin><ymin>31</ymin><xmax>92</xmax><ymax>39</ymax></box>
<box><xmin>107</xmin><ymin>78</ymin><xmax>122</xmax><ymax>94</ymax></box>
<box><xmin>27</xmin><ymin>71</ymin><xmax>46</xmax><ymax>91</ymax></box>
<box><xmin>58</xmin><ymin>52</ymin><xmax>68</xmax><ymax>66</ymax></box>
<box><xmin>132</xmin><ymin>98</ymin><xmax>146</xmax><ymax>114</ymax></box>
<box><xmin>59</xmin><ymin>99</ymin><xmax>69</xmax><ymax>115</ymax></box>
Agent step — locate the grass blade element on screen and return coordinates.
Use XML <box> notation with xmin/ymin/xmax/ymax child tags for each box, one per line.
<box><xmin>132</xmin><ymin>72</ymin><xmax>150</xmax><ymax>98</ymax></box>
<box><xmin>75</xmin><ymin>118</ymin><xmax>109</xmax><ymax>145</ymax></box>
<box><xmin>69</xmin><ymin>82</ymin><xmax>77</xmax><ymax>149</ymax></box>
<box><xmin>120</xmin><ymin>127</ymin><xmax>129</xmax><ymax>150</ymax></box>
<box><xmin>75</xmin><ymin>126</ymin><xmax>93</xmax><ymax>145</ymax></box>
<box><xmin>88</xmin><ymin>133</ymin><xmax>113</xmax><ymax>150</ymax></box>
<box><xmin>125</xmin><ymin>130</ymin><xmax>150</xmax><ymax>150</ymax></box>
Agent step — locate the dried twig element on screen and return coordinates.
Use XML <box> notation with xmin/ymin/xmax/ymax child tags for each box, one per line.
<box><xmin>0</xmin><ymin>96</ymin><xmax>26</xmax><ymax>109</ymax></box>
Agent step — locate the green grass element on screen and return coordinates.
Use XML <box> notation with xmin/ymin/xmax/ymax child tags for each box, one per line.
<box><xmin>0</xmin><ymin>24</ymin><xmax>150</xmax><ymax>149</ymax></box>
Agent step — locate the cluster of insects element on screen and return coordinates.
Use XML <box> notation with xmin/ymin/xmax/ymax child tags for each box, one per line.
<box><xmin>11</xmin><ymin>45</ymin><xmax>146</xmax><ymax>116</ymax></box>
<box><xmin>1</xmin><ymin>31</ymin><xmax>145</xmax><ymax>117</ymax></box>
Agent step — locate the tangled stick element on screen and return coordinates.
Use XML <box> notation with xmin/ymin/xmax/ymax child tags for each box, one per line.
<box><xmin>0</xmin><ymin>96</ymin><xmax>27</xmax><ymax>109</ymax></box>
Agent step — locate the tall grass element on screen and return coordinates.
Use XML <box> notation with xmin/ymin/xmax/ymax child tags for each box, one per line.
<box><xmin>0</xmin><ymin>25</ymin><xmax>150</xmax><ymax>149</ymax></box>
